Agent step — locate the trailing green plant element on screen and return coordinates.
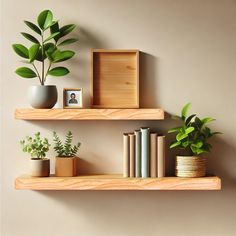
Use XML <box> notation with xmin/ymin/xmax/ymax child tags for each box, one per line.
<box><xmin>12</xmin><ymin>9</ymin><xmax>77</xmax><ymax>85</ymax></box>
<box><xmin>53</xmin><ymin>131</ymin><xmax>81</xmax><ymax>157</ymax></box>
<box><xmin>20</xmin><ymin>132</ymin><xmax>50</xmax><ymax>159</ymax></box>
<box><xmin>168</xmin><ymin>103</ymin><xmax>221</xmax><ymax>155</ymax></box>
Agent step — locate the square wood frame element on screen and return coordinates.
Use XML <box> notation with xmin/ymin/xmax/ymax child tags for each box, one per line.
<box><xmin>91</xmin><ymin>49</ymin><xmax>139</xmax><ymax>108</ymax></box>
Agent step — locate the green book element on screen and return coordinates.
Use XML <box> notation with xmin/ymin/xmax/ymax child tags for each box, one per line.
<box><xmin>141</xmin><ymin>127</ymin><xmax>150</xmax><ymax>178</ymax></box>
<box><xmin>135</xmin><ymin>130</ymin><xmax>141</xmax><ymax>177</ymax></box>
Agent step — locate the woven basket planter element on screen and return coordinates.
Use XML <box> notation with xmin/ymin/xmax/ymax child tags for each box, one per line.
<box><xmin>175</xmin><ymin>156</ymin><xmax>207</xmax><ymax>177</ymax></box>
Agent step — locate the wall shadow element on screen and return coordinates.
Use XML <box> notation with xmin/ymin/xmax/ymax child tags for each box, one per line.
<box><xmin>139</xmin><ymin>52</ymin><xmax>159</xmax><ymax>108</ymax></box>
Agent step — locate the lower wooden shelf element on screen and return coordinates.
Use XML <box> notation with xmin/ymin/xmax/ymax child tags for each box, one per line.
<box><xmin>15</xmin><ymin>174</ymin><xmax>221</xmax><ymax>190</ymax></box>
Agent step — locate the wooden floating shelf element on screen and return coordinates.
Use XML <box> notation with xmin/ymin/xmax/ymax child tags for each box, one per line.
<box><xmin>15</xmin><ymin>108</ymin><xmax>164</xmax><ymax>120</ymax></box>
<box><xmin>15</xmin><ymin>174</ymin><xmax>221</xmax><ymax>190</ymax></box>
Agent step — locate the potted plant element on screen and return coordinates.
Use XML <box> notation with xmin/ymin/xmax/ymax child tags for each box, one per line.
<box><xmin>12</xmin><ymin>9</ymin><xmax>77</xmax><ymax>108</ymax></box>
<box><xmin>20</xmin><ymin>132</ymin><xmax>50</xmax><ymax>177</ymax></box>
<box><xmin>53</xmin><ymin>131</ymin><xmax>81</xmax><ymax>177</ymax></box>
<box><xmin>168</xmin><ymin>103</ymin><xmax>221</xmax><ymax>177</ymax></box>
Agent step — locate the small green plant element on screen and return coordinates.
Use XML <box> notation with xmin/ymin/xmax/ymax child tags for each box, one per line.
<box><xmin>53</xmin><ymin>131</ymin><xmax>81</xmax><ymax>157</ymax></box>
<box><xmin>168</xmin><ymin>103</ymin><xmax>221</xmax><ymax>155</ymax></box>
<box><xmin>12</xmin><ymin>9</ymin><xmax>77</xmax><ymax>85</ymax></box>
<box><xmin>20</xmin><ymin>132</ymin><xmax>50</xmax><ymax>159</ymax></box>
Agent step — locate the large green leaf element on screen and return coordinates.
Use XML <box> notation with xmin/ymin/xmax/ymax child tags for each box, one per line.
<box><xmin>36</xmin><ymin>47</ymin><xmax>45</xmax><ymax>61</ymax></box>
<box><xmin>37</xmin><ymin>10</ymin><xmax>53</xmax><ymax>30</ymax></box>
<box><xmin>181</xmin><ymin>103</ymin><xmax>191</xmax><ymax>120</ymax></box>
<box><xmin>168</xmin><ymin>127</ymin><xmax>181</xmax><ymax>134</ymax></box>
<box><xmin>45</xmin><ymin>43</ymin><xmax>57</xmax><ymax>61</ymax></box>
<box><xmin>201</xmin><ymin>117</ymin><xmax>215</xmax><ymax>124</ymax></box>
<box><xmin>52</xmin><ymin>50</ymin><xmax>75</xmax><ymax>63</ymax></box>
<box><xmin>58</xmin><ymin>38</ymin><xmax>78</xmax><ymax>46</ymax></box>
<box><xmin>170</xmin><ymin>141</ymin><xmax>181</xmax><ymax>148</ymax></box>
<box><xmin>48</xmin><ymin>67</ymin><xmax>69</xmax><ymax>76</ymax></box>
<box><xmin>44</xmin><ymin>20</ymin><xmax>59</xmax><ymax>31</ymax></box>
<box><xmin>15</xmin><ymin>67</ymin><xmax>37</xmax><ymax>78</ymax></box>
<box><xmin>185</xmin><ymin>127</ymin><xmax>195</xmax><ymax>135</ymax></box>
<box><xmin>44</xmin><ymin>32</ymin><xmax>60</xmax><ymax>43</ymax></box>
<box><xmin>24</xmin><ymin>21</ymin><xmax>41</xmax><ymax>35</ymax></box>
<box><xmin>21</xmin><ymin>32</ymin><xmax>40</xmax><ymax>44</ymax></box>
<box><xmin>59</xmin><ymin>24</ymin><xmax>76</xmax><ymax>37</ymax></box>
<box><xmin>12</xmin><ymin>44</ymin><xmax>29</xmax><ymax>59</ymax></box>
<box><xmin>176</xmin><ymin>133</ymin><xmax>188</xmax><ymax>141</ymax></box>
<box><xmin>50</xmin><ymin>22</ymin><xmax>60</xmax><ymax>42</ymax></box>
<box><xmin>29</xmin><ymin>44</ymin><xmax>40</xmax><ymax>63</ymax></box>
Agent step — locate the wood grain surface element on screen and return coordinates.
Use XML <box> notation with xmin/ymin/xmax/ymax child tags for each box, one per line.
<box><xmin>15</xmin><ymin>108</ymin><xmax>164</xmax><ymax>120</ymax></box>
<box><xmin>15</xmin><ymin>174</ymin><xmax>221</xmax><ymax>190</ymax></box>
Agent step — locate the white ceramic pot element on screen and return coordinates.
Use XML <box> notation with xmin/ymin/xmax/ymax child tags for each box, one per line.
<box><xmin>28</xmin><ymin>85</ymin><xmax>58</xmax><ymax>109</ymax></box>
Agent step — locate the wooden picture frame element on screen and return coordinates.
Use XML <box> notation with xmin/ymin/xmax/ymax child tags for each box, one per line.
<box><xmin>91</xmin><ymin>49</ymin><xmax>139</xmax><ymax>108</ymax></box>
<box><xmin>63</xmin><ymin>88</ymin><xmax>83</xmax><ymax>109</ymax></box>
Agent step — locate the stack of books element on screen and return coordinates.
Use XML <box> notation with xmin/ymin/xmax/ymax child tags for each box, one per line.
<box><xmin>123</xmin><ymin>127</ymin><xmax>165</xmax><ymax>178</ymax></box>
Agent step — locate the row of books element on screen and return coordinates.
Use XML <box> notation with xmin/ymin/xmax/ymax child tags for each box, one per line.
<box><xmin>123</xmin><ymin>127</ymin><xmax>165</xmax><ymax>178</ymax></box>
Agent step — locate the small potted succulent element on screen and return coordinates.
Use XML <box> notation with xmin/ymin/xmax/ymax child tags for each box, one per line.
<box><xmin>20</xmin><ymin>132</ymin><xmax>50</xmax><ymax>177</ymax></box>
<box><xmin>53</xmin><ymin>131</ymin><xmax>81</xmax><ymax>177</ymax></box>
<box><xmin>12</xmin><ymin>9</ymin><xmax>77</xmax><ymax>108</ymax></box>
<box><xmin>168</xmin><ymin>103</ymin><xmax>221</xmax><ymax>177</ymax></box>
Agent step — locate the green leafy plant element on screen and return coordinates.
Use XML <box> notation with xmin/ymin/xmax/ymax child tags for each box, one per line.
<box><xmin>168</xmin><ymin>103</ymin><xmax>221</xmax><ymax>155</ymax></box>
<box><xmin>20</xmin><ymin>132</ymin><xmax>50</xmax><ymax>159</ymax></box>
<box><xmin>53</xmin><ymin>131</ymin><xmax>81</xmax><ymax>157</ymax></box>
<box><xmin>12</xmin><ymin>9</ymin><xmax>77</xmax><ymax>85</ymax></box>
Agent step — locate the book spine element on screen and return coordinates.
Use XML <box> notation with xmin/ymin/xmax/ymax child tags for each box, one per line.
<box><xmin>129</xmin><ymin>133</ymin><xmax>135</xmax><ymax>178</ymax></box>
<box><xmin>157</xmin><ymin>135</ymin><xmax>165</xmax><ymax>178</ymax></box>
<box><xmin>135</xmin><ymin>130</ymin><xmax>141</xmax><ymax>177</ymax></box>
<box><xmin>141</xmin><ymin>127</ymin><xmax>150</xmax><ymax>178</ymax></box>
<box><xmin>150</xmin><ymin>133</ymin><xmax>157</xmax><ymax>177</ymax></box>
<box><xmin>123</xmin><ymin>133</ymin><xmax>130</xmax><ymax>177</ymax></box>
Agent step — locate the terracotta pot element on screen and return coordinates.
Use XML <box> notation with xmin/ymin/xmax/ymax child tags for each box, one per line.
<box><xmin>29</xmin><ymin>158</ymin><xmax>50</xmax><ymax>177</ymax></box>
<box><xmin>175</xmin><ymin>156</ymin><xmax>207</xmax><ymax>178</ymax></box>
<box><xmin>55</xmin><ymin>157</ymin><xmax>77</xmax><ymax>177</ymax></box>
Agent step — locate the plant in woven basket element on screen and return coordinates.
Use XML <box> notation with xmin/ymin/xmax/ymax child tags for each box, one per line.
<box><xmin>20</xmin><ymin>132</ymin><xmax>50</xmax><ymax>159</ymax></box>
<box><xmin>53</xmin><ymin>131</ymin><xmax>81</xmax><ymax>157</ymax></box>
<box><xmin>168</xmin><ymin>103</ymin><xmax>221</xmax><ymax>156</ymax></box>
<box><xmin>12</xmin><ymin>9</ymin><xmax>77</xmax><ymax>85</ymax></box>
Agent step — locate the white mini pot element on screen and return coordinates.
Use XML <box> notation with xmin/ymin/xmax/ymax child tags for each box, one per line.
<box><xmin>29</xmin><ymin>158</ymin><xmax>50</xmax><ymax>177</ymax></box>
<box><xmin>175</xmin><ymin>156</ymin><xmax>206</xmax><ymax>178</ymax></box>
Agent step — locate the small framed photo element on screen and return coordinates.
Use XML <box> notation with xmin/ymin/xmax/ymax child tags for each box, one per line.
<box><xmin>63</xmin><ymin>88</ymin><xmax>83</xmax><ymax>109</ymax></box>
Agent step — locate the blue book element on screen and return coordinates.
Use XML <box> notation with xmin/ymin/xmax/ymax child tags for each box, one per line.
<box><xmin>140</xmin><ymin>127</ymin><xmax>150</xmax><ymax>178</ymax></box>
<box><xmin>135</xmin><ymin>130</ymin><xmax>141</xmax><ymax>177</ymax></box>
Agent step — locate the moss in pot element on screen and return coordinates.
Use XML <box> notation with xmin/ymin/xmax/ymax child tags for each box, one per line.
<box><xmin>168</xmin><ymin>103</ymin><xmax>221</xmax><ymax>178</ymax></box>
<box><xmin>20</xmin><ymin>132</ymin><xmax>50</xmax><ymax>177</ymax></box>
<box><xmin>53</xmin><ymin>131</ymin><xmax>81</xmax><ymax>177</ymax></box>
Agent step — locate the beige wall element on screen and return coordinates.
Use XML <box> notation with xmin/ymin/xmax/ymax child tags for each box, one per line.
<box><xmin>1</xmin><ymin>0</ymin><xmax>236</xmax><ymax>235</ymax></box>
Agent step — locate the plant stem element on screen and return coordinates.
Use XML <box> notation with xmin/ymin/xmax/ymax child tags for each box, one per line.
<box><xmin>44</xmin><ymin>62</ymin><xmax>52</xmax><ymax>84</ymax></box>
<box><xmin>41</xmin><ymin>34</ymin><xmax>45</xmax><ymax>85</ymax></box>
<box><xmin>32</xmin><ymin>63</ymin><xmax>42</xmax><ymax>84</ymax></box>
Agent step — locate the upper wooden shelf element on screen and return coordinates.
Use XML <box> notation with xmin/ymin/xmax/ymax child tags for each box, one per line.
<box><xmin>15</xmin><ymin>108</ymin><xmax>164</xmax><ymax>120</ymax></box>
<box><xmin>15</xmin><ymin>174</ymin><xmax>221</xmax><ymax>190</ymax></box>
